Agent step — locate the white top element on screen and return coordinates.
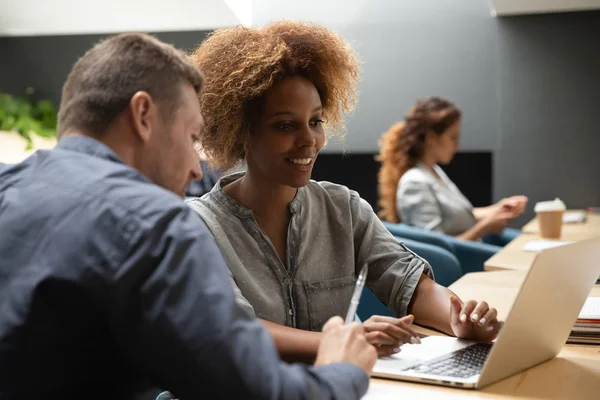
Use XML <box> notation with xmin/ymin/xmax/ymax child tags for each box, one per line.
<box><xmin>396</xmin><ymin>162</ymin><xmax>477</xmax><ymax>236</ymax></box>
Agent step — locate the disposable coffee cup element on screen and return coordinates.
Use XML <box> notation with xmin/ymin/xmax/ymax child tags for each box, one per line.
<box><xmin>534</xmin><ymin>198</ymin><xmax>566</xmax><ymax>239</ymax></box>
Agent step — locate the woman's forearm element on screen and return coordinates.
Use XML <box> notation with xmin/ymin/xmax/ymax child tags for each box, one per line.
<box><xmin>259</xmin><ymin>319</ymin><xmax>321</xmax><ymax>364</ymax></box>
<box><xmin>456</xmin><ymin>219</ymin><xmax>489</xmax><ymax>241</ymax></box>
<box><xmin>261</xmin><ymin>276</ymin><xmax>461</xmax><ymax>362</ymax></box>
<box><xmin>408</xmin><ymin>274</ymin><xmax>456</xmax><ymax>336</ymax></box>
<box><xmin>472</xmin><ymin>205</ymin><xmax>496</xmax><ymax>221</ymax></box>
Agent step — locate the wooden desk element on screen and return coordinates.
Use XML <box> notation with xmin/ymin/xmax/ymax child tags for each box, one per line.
<box><xmin>522</xmin><ymin>211</ymin><xmax>600</xmax><ymax>235</ymax></box>
<box><xmin>368</xmin><ymin>270</ymin><xmax>600</xmax><ymax>399</ymax></box>
<box><xmin>484</xmin><ymin>233</ymin><xmax>594</xmax><ymax>272</ymax></box>
<box><xmin>485</xmin><ymin>213</ymin><xmax>600</xmax><ymax>272</ymax></box>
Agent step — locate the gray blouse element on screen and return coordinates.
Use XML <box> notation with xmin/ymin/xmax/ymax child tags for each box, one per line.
<box><xmin>188</xmin><ymin>172</ymin><xmax>433</xmax><ymax>332</ymax></box>
<box><xmin>397</xmin><ymin>162</ymin><xmax>477</xmax><ymax>236</ymax></box>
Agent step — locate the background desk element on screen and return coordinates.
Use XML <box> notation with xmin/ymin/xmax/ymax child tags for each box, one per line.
<box><xmin>522</xmin><ymin>211</ymin><xmax>600</xmax><ymax>236</ymax></box>
<box><xmin>485</xmin><ymin>212</ymin><xmax>600</xmax><ymax>272</ymax></box>
<box><xmin>368</xmin><ymin>270</ymin><xmax>600</xmax><ymax>399</ymax></box>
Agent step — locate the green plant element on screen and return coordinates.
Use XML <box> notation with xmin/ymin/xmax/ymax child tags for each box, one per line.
<box><xmin>0</xmin><ymin>90</ymin><xmax>57</xmax><ymax>150</ymax></box>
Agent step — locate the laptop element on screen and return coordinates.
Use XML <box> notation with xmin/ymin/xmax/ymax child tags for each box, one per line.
<box><xmin>373</xmin><ymin>236</ymin><xmax>600</xmax><ymax>389</ymax></box>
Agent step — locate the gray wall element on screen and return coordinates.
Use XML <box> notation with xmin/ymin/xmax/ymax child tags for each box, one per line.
<box><xmin>494</xmin><ymin>14</ymin><xmax>600</xmax><ymax>224</ymax></box>
<box><xmin>0</xmin><ymin>31</ymin><xmax>209</xmax><ymax>104</ymax></box>
<box><xmin>253</xmin><ymin>0</ymin><xmax>600</xmax><ymax>224</ymax></box>
<box><xmin>2</xmin><ymin>0</ymin><xmax>599</xmax><ymax>225</ymax></box>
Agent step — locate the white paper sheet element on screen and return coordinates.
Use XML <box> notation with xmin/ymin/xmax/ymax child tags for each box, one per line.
<box><xmin>522</xmin><ymin>240</ymin><xmax>573</xmax><ymax>252</ymax></box>
<box><xmin>579</xmin><ymin>297</ymin><xmax>600</xmax><ymax>319</ymax></box>
<box><xmin>563</xmin><ymin>212</ymin><xmax>587</xmax><ymax>224</ymax></box>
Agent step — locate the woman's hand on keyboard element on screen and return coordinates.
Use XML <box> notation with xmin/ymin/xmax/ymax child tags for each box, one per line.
<box><xmin>449</xmin><ymin>296</ymin><xmax>504</xmax><ymax>342</ymax></box>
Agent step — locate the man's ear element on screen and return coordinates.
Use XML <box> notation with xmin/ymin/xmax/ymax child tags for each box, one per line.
<box><xmin>129</xmin><ymin>91</ymin><xmax>156</xmax><ymax>143</ymax></box>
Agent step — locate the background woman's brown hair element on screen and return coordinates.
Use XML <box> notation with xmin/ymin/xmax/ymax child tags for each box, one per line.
<box><xmin>376</xmin><ymin>97</ymin><xmax>461</xmax><ymax>223</ymax></box>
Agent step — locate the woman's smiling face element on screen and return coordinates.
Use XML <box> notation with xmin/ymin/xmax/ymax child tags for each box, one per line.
<box><xmin>245</xmin><ymin>76</ymin><xmax>326</xmax><ymax>188</ymax></box>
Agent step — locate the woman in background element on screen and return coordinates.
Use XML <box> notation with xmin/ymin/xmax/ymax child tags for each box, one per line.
<box><xmin>377</xmin><ymin>97</ymin><xmax>527</xmax><ymax>242</ymax></box>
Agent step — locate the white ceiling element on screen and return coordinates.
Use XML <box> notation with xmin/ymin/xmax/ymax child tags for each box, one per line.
<box><xmin>490</xmin><ymin>0</ymin><xmax>600</xmax><ymax>16</ymax></box>
<box><xmin>0</xmin><ymin>0</ymin><xmax>251</xmax><ymax>37</ymax></box>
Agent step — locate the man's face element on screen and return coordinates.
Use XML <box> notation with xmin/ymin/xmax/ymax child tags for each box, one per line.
<box><xmin>147</xmin><ymin>82</ymin><xmax>204</xmax><ymax>197</ymax></box>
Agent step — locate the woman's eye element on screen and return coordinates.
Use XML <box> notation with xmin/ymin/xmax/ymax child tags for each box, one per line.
<box><xmin>276</xmin><ymin>122</ymin><xmax>294</xmax><ymax>131</ymax></box>
<box><xmin>310</xmin><ymin>119</ymin><xmax>324</xmax><ymax>127</ymax></box>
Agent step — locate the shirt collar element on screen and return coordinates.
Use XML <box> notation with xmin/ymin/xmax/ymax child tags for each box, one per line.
<box><xmin>57</xmin><ymin>136</ymin><xmax>124</xmax><ymax>164</ymax></box>
<box><xmin>416</xmin><ymin>161</ymin><xmax>438</xmax><ymax>182</ymax></box>
<box><xmin>209</xmin><ymin>171</ymin><xmax>305</xmax><ymax>218</ymax></box>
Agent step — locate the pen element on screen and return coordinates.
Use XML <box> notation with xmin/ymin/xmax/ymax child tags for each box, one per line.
<box><xmin>344</xmin><ymin>264</ymin><xmax>369</xmax><ymax>324</ymax></box>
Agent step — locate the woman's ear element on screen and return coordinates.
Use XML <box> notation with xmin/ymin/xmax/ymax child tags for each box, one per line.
<box><xmin>424</xmin><ymin>130</ymin><xmax>438</xmax><ymax>149</ymax></box>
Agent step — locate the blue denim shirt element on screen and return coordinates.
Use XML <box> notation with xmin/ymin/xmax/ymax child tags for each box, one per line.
<box><xmin>0</xmin><ymin>136</ymin><xmax>368</xmax><ymax>400</ymax></box>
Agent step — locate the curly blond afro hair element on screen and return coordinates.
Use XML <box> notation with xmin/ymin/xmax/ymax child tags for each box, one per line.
<box><xmin>190</xmin><ymin>21</ymin><xmax>360</xmax><ymax>170</ymax></box>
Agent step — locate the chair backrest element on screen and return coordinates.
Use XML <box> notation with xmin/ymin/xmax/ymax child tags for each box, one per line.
<box><xmin>483</xmin><ymin>227</ymin><xmax>520</xmax><ymax>247</ymax></box>
<box><xmin>382</xmin><ymin>222</ymin><xmax>502</xmax><ymax>274</ymax></box>
<box><xmin>450</xmin><ymin>239</ymin><xmax>501</xmax><ymax>274</ymax></box>
<box><xmin>395</xmin><ymin>237</ymin><xmax>462</xmax><ymax>287</ymax></box>
<box><xmin>382</xmin><ymin>222</ymin><xmax>456</xmax><ymax>254</ymax></box>
<box><xmin>357</xmin><ymin>237</ymin><xmax>462</xmax><ymax>321</ymax></box>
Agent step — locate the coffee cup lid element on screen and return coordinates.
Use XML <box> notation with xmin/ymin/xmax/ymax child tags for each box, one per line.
<box><xmin>534</xmin><ymin>198</ymin><xmax>566</xmax><ymax>213</ymax></box>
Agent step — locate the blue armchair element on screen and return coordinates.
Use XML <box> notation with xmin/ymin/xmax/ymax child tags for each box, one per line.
<box><xmin>357</xmin><ymin>237</ymin><xmax>461</xmax><ymax>321</ymax></box>
<box><xmin>483</xmin><ymin>228</ymin><xmax>520</xmax><ymax>247</ymax></box>
<box><xmin>382</xmin><ymin>222</ymin><xmax>502</xmax><ymax>274</ymax></box>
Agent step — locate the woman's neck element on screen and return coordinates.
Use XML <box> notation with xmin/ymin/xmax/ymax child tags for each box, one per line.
<box><xmin>419</xmin><ymin>155</ymin><xmax>444</xmax><ymax>182</ymax></box>
<box><xmin>232</xmin><ymin>169</ymin><xmax>298</xmax><ymax>218</ymax></box>
<box><xmin>419</xmin><ymin>153</ymin><xmax>437</xmax><ymax>170</ymax></box>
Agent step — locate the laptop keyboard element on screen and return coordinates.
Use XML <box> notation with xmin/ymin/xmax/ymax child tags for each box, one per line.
<box><xmin>402</xmin><ymin>342</ymin><xmax>492</xmax><ymax>379</ymax></box>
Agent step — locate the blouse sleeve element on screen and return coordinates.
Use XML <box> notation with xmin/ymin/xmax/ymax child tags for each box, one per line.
<box><xmin>350</xmin><ymin>192</ymin><xmax>434</xmax><ymax>317</ymax></box>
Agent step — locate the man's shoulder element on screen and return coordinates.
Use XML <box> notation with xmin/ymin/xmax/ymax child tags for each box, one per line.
<box><xmin>29</xmin><ymin>148</ymin><xmax>193</xmax><ymax>232</ymax></box>
<box><xmin>54</xmin><ymin>148</ymin><xmax>187</xmax><ymax>219</ymax></box>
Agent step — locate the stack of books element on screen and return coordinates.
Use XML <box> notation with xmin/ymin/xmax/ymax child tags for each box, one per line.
<box><xmin>569</xmin><ymin>297</ymin><xmax>600</xmax><ymax>344</ymax></box>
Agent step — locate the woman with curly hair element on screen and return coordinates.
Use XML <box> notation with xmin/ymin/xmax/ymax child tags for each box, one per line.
<box><xmin>187</xmin><ymin>22</ymin><xmax>502</xmax><ymax>363</ymax></box>
<box><xmin>377</xmin><ymin>97</ymin><xmax>527</xmax><ymax>241</ymax></box>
